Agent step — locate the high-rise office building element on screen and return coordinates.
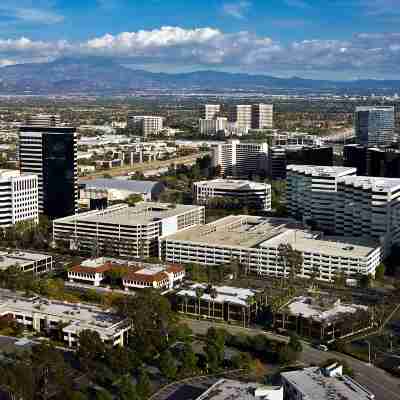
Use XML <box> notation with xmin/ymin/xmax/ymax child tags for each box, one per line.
<box><xmin>343</xmin><ymin>144</ymin><xmax>368</xmax><ymax>175</ymax></box>
<box><xmin>231</xmin><ymin>105</ymin><xmax>252</xmax><ymax>130</ymax></box>
<box><xmin>355</xmin><ymin>106</ymin><xmax>395</xmax><ymax>147</ymax></box>
<box><xmin>199</xmin><ymin>117</ymin><xmax>228</xmax><ymax>135</ymax></box>
<box><xmin>212</xmin><ymin>139</ymin><xmax>268</xmax><ymax>177</ymax></box>
<box><xmin>19</xmin><ymin>121</ymin><xmax>78</xmax><ymax>219</ymax></box>
<box><xmin>0</xmin><ymin>169</ymin><xmax>38</xmax><ymax>227</ymax></box>
<box><xmin>251</xmin><ymin>104</ymin><xmax>273</xmax><ymax>129</ymax></box>
<box><xmin>127</xmin><ymin>116</ymin><xmax>164</xmax><ymax>136</ymax></box>
<box><xmin>202</xmin><ymin>104</ymin><xmax>221</xmax><ymax>120</ymax></box>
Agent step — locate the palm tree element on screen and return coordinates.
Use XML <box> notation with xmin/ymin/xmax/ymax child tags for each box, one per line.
<box><xmin>195</xmin><ymin>287</ymin><xmax>204</xmax><ymax>318</ymax></box>
<box><xmin>183</xmin><ymin>294</ymin><xmax>189</xmax><ymax>314</ymax></box>
<box><xmin>210</xmin><ymin>287</ymin><xmax>218</xmax><ymax>318</ymax></box>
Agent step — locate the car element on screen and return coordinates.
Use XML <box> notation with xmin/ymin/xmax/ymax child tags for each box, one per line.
<box><xmin>317</xmin><ymin>344</ymin><xmax>329</xmax><ymax>352</ymax></box>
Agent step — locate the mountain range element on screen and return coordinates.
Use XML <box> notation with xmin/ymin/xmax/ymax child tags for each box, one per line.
<box><xmin>0</xmin><ymin>57</ymin><xmax>399</xmax><ymax>95</ymax></box>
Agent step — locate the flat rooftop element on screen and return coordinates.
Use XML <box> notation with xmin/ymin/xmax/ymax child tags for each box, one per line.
<box><xmin>54</xmin><ymin>202</ymin><xmax>202</xmax><ymax>226</ymax></box>
<box><xmin>196</xmin><ymin>379</ymin><xmax>282</xmax><ymax>400</ymax></box>
<box><xmin>285</xmin><ymin>296</ymin><xmax>368</xmax><ymax>323</ymax></box>
<box><xmin>0</xmin><ymin>251</ymin><xmax>51</xmax><ymax>271</ymax></box>
<box><xmin>287</xmin><ymin>164</ymin><xmax>356</xmax><ymax>177</ymax></box>
<box><xmin>282</xmin><ymin>367</ymin><xmax>374</xmax><ymax>400</ymax></box>
<box><xmin>80</xmin><ymin>178</ymin><xmax>160</xmax><ymax>193</ymax></box>
<box><xmin>338</xmin><ymin>175</ymin><xmax>400</xmax><ymax>192</ymax></box>
<box><xmin>177</xmin><ymin>283</ymin><xmax>259</xmax><ymax>307</ymax></box>
<box><xmin>195</xmin><ymin>179</ymin><xmax>269</xmax><ymax>191</ymax></box>
<box><xmin>0</xmin><ymin>289</ymin><xmax>127</xmax><ymax>339</ymax></box>
<box><xmin>164</xmin><ymin>216</ymin><xmax>379</xmax><ymax>258</ymax></box>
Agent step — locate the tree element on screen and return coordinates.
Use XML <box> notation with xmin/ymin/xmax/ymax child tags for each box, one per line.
<box><xmin>278</xmin><ymin>243</ymin><xmax>303</xmax><ymax>285</ymax></box>
<box><xmin>117</xmin><ymin>376</ymin><xmax>139</xmax><ymax>400</ymax></box>
<box><xmin>126</xmin><ymin>194</ymin><xmax>143</xmax><ymax>206</ymax></box>
<box><xmin>180</xmin><ymin>344</ymin><xmax>198</xmax><ymax>376</ymax></box>
<box><xmin>77</xmin><ymin>330</ymin><xmax>106</xmax><ymax>374</ymax></box>
<box><xmin>375</xmin><ymin>263</ymin><xmax>385</xmax><ymax>282</ymax></box>
<box><xmin>195</xmin><ymin>286</ymin><xmax>204</xmax><ymax>317</ymax></box>
<box><xmin>288</xmin><ymin>333</ymin><xmax>303</xmax><ymax>353</ymax></box>
<box><xmin>136</xmin><ymin>369</ymin><xmax>151</xmax><ymax>399</ymax></box>
<box><xmin>159</xmin><ymin>350</ymin><xmax>178</xmax><ymax>380</ymax></box>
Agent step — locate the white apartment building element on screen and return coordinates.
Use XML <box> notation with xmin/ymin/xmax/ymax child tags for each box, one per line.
<box><xmin>128</xmin><ymin>115</ymin><xmax>164</xmax><ymax>136</ymax></box>
<box><xmin>231</xmin><ymin>105</ymin><xmax>252</xmax><ymax>130</ymax></box>
<box><xmin>26</xmin><ymin>114</ymin><xmax>61</xmax><ymax>127</ymax></box>
<box><xmin>0</xmin><ymin>289</ymin><xmax>131</xmax><ymax>347</ymax></box>
<box><xmin>212</xmin><ymin>139</ymin><xmax>269</xmax><ymax>177</ymax></box>
<box><xmin>199</xmin><ymin>117</ymin><xmax>228</xmax><ymax>135</ymax></box>
<box><xmin>161</xmin><ymin>216</ymin><xmax>381</xmax><ymax>282</ymax></box>
<box><xmin>53</xmin><ymin>202</ymin><xmax>205</xmax><ymax>258</ymax></box>
<box><xmin>335</xmin><ymin>176</ymin><xmax>400</xmax><ymax>255</ymax></box>
<box><xmin>193</xmin><ymin>179</ymin><xmax>271</xmax><ymax>211</ymax></box>
<box><xmin>202</xmin><ymin>104</ymin><xmax>221</xmax><ymax>120</ymax></box>
<box><xmin>251</xmin><ymin>104</ymin><xmax>273</xmax><ymax>129</ymax></box>
<box><xmin>286</xmin><ymin>165</ymin><xmax>356</xmax><ymax>232</ymax></box>
<box><xmin>0</xmin><ymin>169</ymin><xmax>38</xmax><ymax>227</ymax></box>
<box><xmin>281</xmin><ymin>364</ymin><xmax>374</xmax><ymax>400</ymax></box>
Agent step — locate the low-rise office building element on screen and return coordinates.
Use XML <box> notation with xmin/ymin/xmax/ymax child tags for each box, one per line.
<box><xmin>53</xmin><ymin>202</ymin><xmax>205</xmax><ymax>258</ymax></box>
<box><xmin>122</xmin><ymin>262</ymin><xmax>185</xmax><ymax>290</ymax></box>
<box><xmin>176</xmin><ymin>284</ymin><xmax>263</xmax><ymax>327</ymax></box>
<box><xmin>0</xmin><ymin>251</ymin><xmax>52</xmax><ymax>275</ymax></box>
<box><xmin>68</xmin><ymin>257</ymin><xmax>114</xmax><ymax>286</ymax></box>
<box><xmin>161</xmin><ymin>215</ymin><xmax>381</xmax><ymax>282</ymax></box>
<box><xmin>193</xmin><ymin>179</ymin><xmax>271</xmax><ymax>211</ymax></box>
<box><xmin>281</xmin><ymin>364</ymin><xmax>375</xmax><ymax>400</ymax></box>
<box><xmin>274</xmin><ymin>296</ymin><xmax>372</xmax><ymax>342</ymax></box>
<box><xmin>128</xmin><ymin>115</ymin><xmax>164</xmax><ymax>136</ymax></box>
<box><xmin>0</xmin><ymin>289</ymin><xmax>131</xmax><ymax>347</ymax></box>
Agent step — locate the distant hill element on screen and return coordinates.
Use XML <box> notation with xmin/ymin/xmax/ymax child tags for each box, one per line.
<box><xmin>0</xmin><ymin>57</ymin><xmax>399</xmax><ymax>94</ymax></box>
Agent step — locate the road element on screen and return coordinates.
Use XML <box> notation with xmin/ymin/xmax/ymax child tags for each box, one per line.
<box><xmin>183</xmin><ymin>318</ymin><xmax>400</xmax><ymax>400</ymax></box>
<box><xmin>81</xmin><ymin>152</ymin><xmax>208</xmax><ymax>180</ymax></box>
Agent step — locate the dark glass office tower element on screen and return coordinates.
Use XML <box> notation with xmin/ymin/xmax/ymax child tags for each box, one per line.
<box><xmin>19</xmin><ymin>126</ymin><xmax>78</xmax><ymax>219</ymax></box>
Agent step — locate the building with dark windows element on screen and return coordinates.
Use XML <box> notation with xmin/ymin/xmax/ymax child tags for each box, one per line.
<box><xmin>343</xmin><ymin>144</ymin><xmax>368</xmax><ymax>175</ymax></box>
<box><xmin>19</xmin><ymin>125</ymin><xmax>78</xmax><ymax>219</ymax></box>
<box><xmin>355</xmin><ymin>106</ymin><xmax>395</xmax><ymax>147</ymax></box>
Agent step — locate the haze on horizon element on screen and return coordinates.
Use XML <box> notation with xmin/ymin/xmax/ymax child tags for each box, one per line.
<box><xmin>0</xmin><ymin>0</ymin><xmax>399</xmax><ymax>81</ymax></box>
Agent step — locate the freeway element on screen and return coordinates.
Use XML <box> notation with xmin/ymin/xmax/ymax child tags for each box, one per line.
<box><xmin>183</xmin><ymin>318</ymin><xmax>400</xmax><ymax>400</ymax></box>
<box><xmin>80</xmin><ymin>152</ymin><xmax>209</xmax><ymax>180</ymax></box>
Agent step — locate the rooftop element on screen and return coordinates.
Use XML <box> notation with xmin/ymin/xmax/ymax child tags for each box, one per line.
<box><xmin>281</xmin><ymin>367</ymin><xmax>374</xmax><ymax>400</ymax></box>
<box><xmin>54</xmin><ymin>202</ymin><xmax>203</xmax><ymax>226</ymax></box>
<box><xmin>80</xmin><ymin>178</ymin><xmax>162</xmax><ymax>194</ymax></box>
<box><xmin>195</xmin><ymin>179</ymin><xmax>270</xmax><ymax>191</ymax></box>
<box><xmin>284</xmin><ymin>296</ymin><xmax>368</xmax><ymax>323</ymax></box>
<box><xmin>0</xmin><ymin>251</ymin><xmax>51</xmax><ymax>271</ymax></box>
<box><xmin>177</xmin><ymin>283</ymin><xmax>259</xmax><ymax>307</ymax></box>
<box><xmin>164</xmin><ymin>216</ymin><xmax>379</xmax><ymax>258</ymax></box>
<box><xmin>287</xmin><ymin>164</ymin><xmax>357</xmax><ymax>178</ymax></box>
<box><xmin>196</xmin><ymin>379</ymin><xmax>282</xmax><ymax>400</ymax></box>
<box><xmin>338</xmin><ymin>175</ymin><xmax>400</xmax><ymax>192</ymax></box>
<box><xmin>0</xmin><ymin>289</ymin><xmax>128</xmax><ymax>339</ymax></box>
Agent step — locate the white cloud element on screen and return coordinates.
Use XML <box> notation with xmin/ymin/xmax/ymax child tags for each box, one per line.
<box><xmin>0</xmin><ymin>26</ymin><xmax>400</xmax><ymax>77</ymax></box>
<box><xmin>222</xmin><ymin>1</ymin><xmax>251</xmax><ymax>19</ymax></box>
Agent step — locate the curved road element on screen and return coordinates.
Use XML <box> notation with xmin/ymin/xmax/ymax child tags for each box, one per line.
<box><xmin>183</xmin><ymin>318</ymin><xmax>400</xmax><ymax>400</ymax></box>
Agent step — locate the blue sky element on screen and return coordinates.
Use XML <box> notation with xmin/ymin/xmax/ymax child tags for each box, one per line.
<box><xmin>0</xmin><ymin>0</ymin><xmax>400</xmax><ymax>79</ymax></box>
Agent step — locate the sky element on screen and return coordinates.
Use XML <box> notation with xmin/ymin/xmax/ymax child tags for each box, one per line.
<box><xmin>0</xmin><ymin>0</ymin><xmax>400</xmax><ymax>80</ymax></box>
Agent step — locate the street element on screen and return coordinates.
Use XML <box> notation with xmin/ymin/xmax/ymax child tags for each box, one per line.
<box><xmin>182</xmin><ymin>318</ymin><xmax>400</xmax><ymax>400</ymax></box>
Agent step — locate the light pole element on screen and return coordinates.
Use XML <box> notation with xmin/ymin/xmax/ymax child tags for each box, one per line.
<box><xmin>366</xmin><ymin>340</ymin><xmax>372</xmax><ymax>366</ymax></box>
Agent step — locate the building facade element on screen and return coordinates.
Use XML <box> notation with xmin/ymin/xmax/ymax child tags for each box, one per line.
<box><xmin>251</xmin><ymin>104</ymin><xmax>273</xmax><ymax>129</ymax></box>
<box><xmin>199</xmin><ymin>117</ymin><xmax>228</xmax><ymax>136</ymax></box>
<box><xmin>286</xmin><ymin>165</ymin><xmax>357</xmax><ymax>232</ymax></box>
<box><xmin>53</xmin><ymin>202</ymin><xmax>205</xmax><ymax>258</ymax></box>
<box><xmin>193</xmin><ymin>179</ymin><xmax>271</xmax><ymax>211</ymax></box>
<box><xmin>19</xmin><ymin>125</ymin><xmax>78</xmax><ymax>219</ymax></box>
<box><xmin>161</xmin><ymin>216</ymin><xmax>381</xmax><ymax>282</ymax></box>
<box><xmin>128</xmin><ymin>116</ymin><xmax>164</xmax><ymax>136</ymax></box>
<box><xmin>212</xmin><ymin>139</ymin><xmax>268</xmax><ymax>177</ymax></box>
<box><xmin>202</xmin><ymin>104</ymin><xmax>221</xmax><ymax>120</ymax></box>
<box><xmin>355</xmin><ymin>106</ymin><xmax>395</xmax><ymax>147</ymax></box>
<box><xmin>0</xmin><ymin>170</ymin><xmax>38</xmax><ymax>227</ymax></box>
<box><xmin>0</xmin><ymin>251</ymin><xmax>52</xmax><ymax>275</ymax></box>
<box><xmin>231</xmin><ymin>105</ymin><xmax>252</xmax><ymax>130</ymax></box>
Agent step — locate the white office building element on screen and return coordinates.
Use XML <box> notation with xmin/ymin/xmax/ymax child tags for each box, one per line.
<box><xmin>202</xmin><ymin>104</ymin><xmax>221</xmax><ymax>120</ymax></box>
<box><xmin>281</xmin><ymin>364</ymin><xmax>374</xmax><ymax>400</ymax></box>
<box><xmin>212</xmin><ymin>139</ymin><xmax>269</xmax><ymax>177</ymax></box>
<box><xmin>128</xmin><ymin>115</ymin><xmax>164</xmax><ymax>136</ymax></box>
<box><xmin>0</xmin><ymin>169</ymin><xmax>38</xmax><ymax>227</ymax></box>
<box><xmin>335</xmin><ymin>176</ymin><xmax>400</xmax><ymax>255</ymax></box>
<box><xmin>286</xmin><ymin>165</ymin><xmax>357</xmax><ymax>232</ymax></box>
<box><xmin>161</xmin><ymin>215</ymin><xmax>381</xmax><ymax>282</ymax></box>
<box><xmin>231</xmin><ymin>105</ymin><xmax>252</xmax><ymax>130</ymax></box>
<box><xmin>199</xmin><ymin>117</ymin><xmax>228</xmax><ymax>136</ymax></box>
<box><xmin>193</xmin><ymin>179</ymin><xmax>271</xmax><ymax>211</ymax></box>
<box><xmin>251</xmin><ymin>104</ymin><xmax>274</xmax><ymax>129</ymax></box>
<box><xmin>0</xmin><ymin>250</ymin><xmax>52</xmax><ymax>275</ymax></box>
<box><xmin>53</xmin><ymin>202</ymin><xmax>205</xmax><ymax>258</ymax></box>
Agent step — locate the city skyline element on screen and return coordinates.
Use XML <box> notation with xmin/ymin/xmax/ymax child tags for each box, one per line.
<box><xmin>0</xmin><ymin>0</ymin><xmax>399</xmax><ymax>80</ymax></box>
